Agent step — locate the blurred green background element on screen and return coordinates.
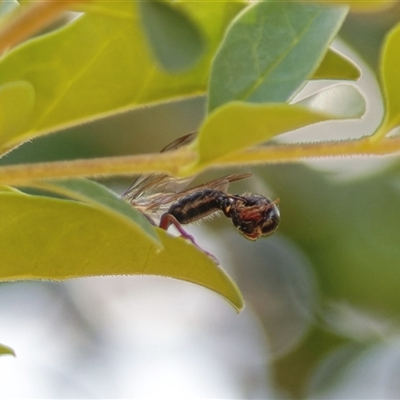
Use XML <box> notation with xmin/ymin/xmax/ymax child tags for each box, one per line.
<box><xmin>1</xmin><ymin>5</ymin><xmax>400</xmax><ymax>398</ymax></box>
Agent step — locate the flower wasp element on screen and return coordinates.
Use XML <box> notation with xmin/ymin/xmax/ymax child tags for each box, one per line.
<box><xmin>123</xmin><ymin>133</ymin><xmax>280</xmax><ymax>257</ymax></box>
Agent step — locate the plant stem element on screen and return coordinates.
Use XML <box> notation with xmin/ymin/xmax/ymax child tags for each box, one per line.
<box><xmin>0</xmin><ymin>137</ymin><xmax>399</xmax><ymax>186</ymax></box>
<box><xmin>217</xmin><ymin>136</ymin><xmax>400</xmax><ymax>166</ymax></box>
<box><xmin>0</xmin><ymin>0</ymin><xmax>85</xmax><ymax>54</ymax></box>
<box><xmin>0</xmin><ymin>150</ymin><xmax>195</xmax><ymax>186</ymax></box>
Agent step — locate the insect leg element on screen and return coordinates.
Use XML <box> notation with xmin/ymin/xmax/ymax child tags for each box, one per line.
<box><xmin>159</xmin><ymin>213</ymin><xmax>196</xmax><ymax>242</ymax></box>
<box><xmin>159</xmin><ymin>213</ymin><xmax>220</xmax><ymax>264</ymax></box>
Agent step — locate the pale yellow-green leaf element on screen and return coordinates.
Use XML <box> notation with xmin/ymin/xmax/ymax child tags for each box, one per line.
<box><xmin>374</xmin><ymin>22</ymin><xmax>400</xmax><ymax>140</ymax></box>
<box><xmin>0</xmin><ymin>81</ymin><xmax>34</xmax><ymax>145</ymax></box>
<box><xmin>36</xmin><ymin>178</ymin><xmax>160</xmax><ymax>246</ymax></box>
<box><xmin>0</xmin><ymin>185</ymin><xmax>24</xmax><ymax>193</ymax></box>
<box><xmin>185</xmin><ymin>101</ymin><xmax>361</xmax><ymax>173</ymax></box>
<box><xmin>319</xmin><ymin>0</ymin><xmax>395</xmax><ymax>13</ymax></box>
<box><xmin>296</xmin><ymin>84</ymin><xmax>366</xmax><ymax>118</ymax></box>
<box><xmin>0</xmin><ymin>193</ymin><xmax>243</xmax><ymax>311</ymax></box>
<box><xmin>0</xmin><ymin>1</ymin><xmax>244</xmax><ymax>150</ymax></box>
<box><xmin>313</xmin><ymin>48</ymin><xmax>361</xmax><ymax>81</ymax></box>
<box><xmin>348</xmin><ymin>1</ymin><xmax>396</xmax><ymax>12</ymax></box>
<box><xmin>0</xmin><ymin>343</ymin><xmax>15</xmax><ymax>357</ymax></box>
<box><xmin>150</xmin><ymin>229</ymin><xmax>244</xmax><ymax>311</ymax></box>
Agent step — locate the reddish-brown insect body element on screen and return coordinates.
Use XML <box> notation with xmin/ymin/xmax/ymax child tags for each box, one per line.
<box><xmin>160</xmin><ymin>189</ymin><xmax>280</xmax><ymax>240</ymax></box>
<box><xmin>123</xmin><ymin>133</ymin><xmax>280</xmax><ymax>245</ymax></box>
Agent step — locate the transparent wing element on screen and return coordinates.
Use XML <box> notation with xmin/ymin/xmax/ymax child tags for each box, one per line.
<box><xmin>122</xmin><ymin>132</ymin><xmax>251</xmax><ymax>219</ymax></box>
<box><xmin>122</xmin><ymin>132</ymin><xmax>197</xmax><ymax>202</ymax></box>
<box><xmin>179</xmin><ymin>172</ymin><xmax>252</xmax><ymax>194</ymax></box>
<box><xmin>123</xmin><ymin>173</ymin><xmax>193</xmax><ymax>202</ymax></box>
<box><xmin>134</xmin><ymin>173</ymin><xmax>252</xmax><ymax>216</ymax></box>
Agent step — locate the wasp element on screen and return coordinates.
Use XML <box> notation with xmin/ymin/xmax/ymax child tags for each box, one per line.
<box><xmin>123</xmin><ymin>133</ymin><xmax>280</xmax><ymax>255</ymax></box>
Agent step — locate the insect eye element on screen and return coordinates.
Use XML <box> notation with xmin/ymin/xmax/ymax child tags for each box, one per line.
<box><xmin>261</xmin><ymin>206</ymin><xmax>280</xmax><ymax>235</ymax></box>
<box><xmin>239</xmin><ymin>221</ymin><xmax>256</xmax><ymax>234</ymax></box>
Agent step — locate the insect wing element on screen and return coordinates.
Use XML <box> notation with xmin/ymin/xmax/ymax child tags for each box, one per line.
<box><xmin>122</xmin><ymin>131</ymin><xmax>252</xmax><ymax>218</ymax></box>
<box><xmin>122</xmin><ymin>132</ymin><xmax>198</xmax><ymax>200</ymax></box>
<box><xmin>181</xmin><ymin>173</ymin><xmax>253</xmax><ymax>194</ymax></box>
<box><xmin>137</xmin><ymin>173</ymin><xmax>253</xmax><ymax>213</ymax></box>
<box><xmin>159</xmin><ymin>132</ymin><xmax>196</xmax><ymax>152</ymax></box>
<box><xmin>122</xmin><ymin>132</ymin><xmax>197</xmax><ymax>211</ymax></box>
<box><xmin>123</xmin><ymin>173</ymin><xmax>192</xmax><ymax>201</ymax></box>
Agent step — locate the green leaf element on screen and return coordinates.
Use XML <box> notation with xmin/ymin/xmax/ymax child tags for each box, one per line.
<box><xmin>346</xmin><ymin>0</ymin><xmax>395</xmax><ymax>12</ymax></box>
<box><xmin>0</xmin><ymin>192</ymin><xmax>243</xmax><ymax>311</ymax></box>
<box><xmin>296</xmin><ymin>84</ymin><xmax>366</xmax><ymax>119</ymax></box>
<box><xmin>186</xmin><ymin>101</ymin><xmax>355</xmax><ymax>173</ymax></box>
<box><xmin>152</xmin><ymin>229</ymin><xmax>244</xmax><ymax>311</ymax></box>
<box><xmin>313</xmin><ymin>48</ymin><xmax>361</xmax><ymax>81</ymax></box>
<box><xmin>0</xmin><ymin>2</ymin><xmax>242</xmax><ymax>150</ymax></box>
<box><xmin>258</xmin><ymin>162</ymin><xmax>400</xmax><ymax>394</ymax></box>
<box><xmin>262</xmin><ymin>164</ymin><xmax>400</xmax><ymax>316</ymax></box>
<box><xmin>208</xmin><ymin>2</ymin><xmax>348</xmax><ymax>112</ymax></box>
<box><xmin>0</xmin><ymin>81</ymin><xmax>35</xmax><ymax>145</ymax></box>
<box><xmin>0</xmin><ymin>343</ymin><xmax>15</xmax><ymax>357</ymax></box>
<box><xmin>0</xmin><ymin>185</ymin><xmax>24</xmax><ymax>193</ymax></box>
<box><xmin>375</xmin><ymin>22</ymin><xmax>400</xmax><ymax>139</ymax></box>
<box><xmin>307</xmin><ymin>342</ymin><xmax>390</xmax><ymax>399</ymax></box>
<box><xmin>0</xmin><ymin>0</ymin><xmax>18</xmax><ymax>18</ymax></box>
<box><xmin>139</xmin><ymin>1</ymin><xmax>206</xmax><ymax>72</ymax></box>
<box><xmin>36</xmin><ymin>178</ymin><xmax>160</xmax><ymax>246</ymax></box>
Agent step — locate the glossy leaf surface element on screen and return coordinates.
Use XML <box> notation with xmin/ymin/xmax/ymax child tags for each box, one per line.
<box><xmin>0</xmin><ymin>2</ymin><xmax>243</xmax><ymax>150</ymax></box>
<box><xmin>377</xmin><ymin>22</ymin><xmax>400</xmax><ymax>138</ymax></box>
<box><xmin>38</xmin><ymin>178</ymin><xmax>160</xmax><ymax>246</ymax></box>
<box><xmin>0</xmin><ymin>192</ymin><xmax>243</xmax><ymax>310</ymax></box>
<box><xmin>0</xmin><ymin>80</ymin><xmax>35</xmax><ymax>145</ymax></box>
<box><xmin>313</xmin><ymin>48</ymin><xmax>360</xmax><ymax>81</ymax></box>
<box><xmin>208</xmin><ymin>2</ymin><xmax>348</xmax><ymax>111</ymax></box>
<box><xmin>188</xmin><ymin>91</ymin><xmax>365</xmax><ymax>172</ymax></box>
<box><xmin>139</xmin><ymin>1</ymin><xmax>206</xmax><ymax>72</ymax></box>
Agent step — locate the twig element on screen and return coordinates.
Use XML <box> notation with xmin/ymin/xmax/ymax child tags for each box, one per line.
<box><xmin>218</xmin><ymin>136</ymin><xmax>400</xmax><ymax>166</ymax></box>
<box><xmin>0</xmin><ymin>136</ymin><xmax>399</xmax><ymax>186</ymax></box>
<box><xmin>0</xmin><ymin>0</ymin><xmax>86</xmax><ymax>54</ymax></box>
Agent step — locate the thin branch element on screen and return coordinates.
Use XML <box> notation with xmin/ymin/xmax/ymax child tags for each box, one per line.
<box><xmin>0</xmin><ymin>0</ymin><xmax>86</xmax><ymax>54</ymax></box>
<box><xmin>217</xmin><ymin>136</ymin><xmax>400</xmax><ymax>166</ymax></box>
<box><xmin>0</xmin><ymin>136</ymin><xmax>399</xmax><ymax>187</ymax></box>
<box><xmin>0</xmin><ymin>149</ymin><xmax>196</xmax><ymax>186</ymax></box>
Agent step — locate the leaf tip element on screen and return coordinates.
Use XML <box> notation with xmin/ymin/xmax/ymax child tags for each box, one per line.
<box><xmin>0</xmin><ymin>343</ymin><xmax>16</xmax><ymax>357</ymax></box>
